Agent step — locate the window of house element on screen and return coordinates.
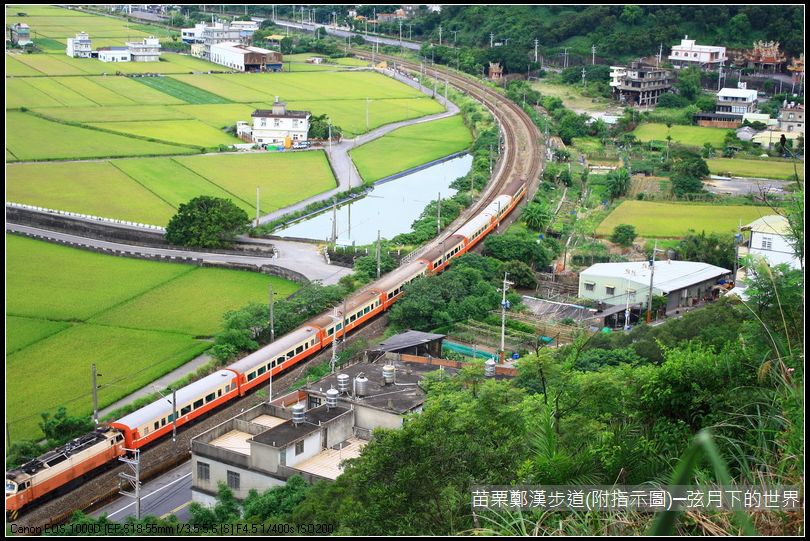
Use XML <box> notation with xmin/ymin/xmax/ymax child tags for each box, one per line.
<box><xmin>295</xmin><ymin>440</ymin><xmax>304</xmax><ymax>455</ymax></box>
<box><xmin>628</xmin><ymin>289</ymin><xmax>637</xmax><ymax>301</ymax></box>
<box><xmin>606</xmin><ymin>286</ymin><xmax>616</xmax><ymax>296</ymax></box>
<box><xmin>585</xmin><ymin>282</ymin><xmax>595</xmax><ymax>292</ymax></box>
<box><xmin>227</xmin><ymin>470</ymin><xmax>240</xmax><ymax>490</ymax></box>
<box><xmin>197</xmin><ymin>462</ymin><xmax>210</xmax><ymax>481</ymax></box>
<box><xmin>761</xmin><ymin>236</ymin><xmax>773</xmax><ymax>250</ymax></box>
<box><xmin>274</xmin><ymin>119</ymin><xmax>280</xmax><ymax>127</ymax></box>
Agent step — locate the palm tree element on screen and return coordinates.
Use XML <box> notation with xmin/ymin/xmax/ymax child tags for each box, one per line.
<box><xmin>522</xmin><ymin>202</ymin><xmax>552</xmax><ymax>231</ymax></box>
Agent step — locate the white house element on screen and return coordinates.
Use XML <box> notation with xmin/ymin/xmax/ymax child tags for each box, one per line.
<box><xmin>778</xmin><ymin>102</ymin><xmax>804</xmax><ymax>134</ymax></box>
<box><xmin>97</xmin><ymin>47</ymin><xmax>131</xmax><ymax>62</ymax></box>
<box><xmin>742</xmin><ymin>215</ymin><xmax>801</xmax><ymax>269</ymax></box>
<box><xmin>181</xmin><ymin>22</ymin><xmax>208</xmax><ymax>43</ymax></box>
<box><xmin>66</xmin><ymin>31</ymin><xmax>92</xmax><ymax>58</ymax></box>
<box><xmin>716</xmin><ymin>83</ymin><xmax>759</xmax><ymax>116</ymax></box>
<box><xmin>237</xmin><ymin>99</ymin><xmax>310</xmax><ymax>146</ymax></box>
<box><xmin>668</xmin><ymin>35</ymin><xmax>726</xmax><ymax>70</ymax></box>
<box><xmin>578</xmin><ymin>260</ymin><xmax>731</xmax><ymax>312</ymax></box>
<box><xmin>126</xmin><ymin>36</ymin><xmax>161</xmax><ymax>62</ymax></box>
<box><xmin>209</xmin><ymin>41</ymin><xmax>282</xmax><ymax>72</ymax></box>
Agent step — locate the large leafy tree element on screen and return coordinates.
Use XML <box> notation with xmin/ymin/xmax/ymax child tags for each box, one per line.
<box><xmin>605</xmin><ymin>167</ymin><xmax>631</xmax><ymax>200</ymax></box>
<box><xmin>675</xmin><ymin>66</ymin><xmax>702</xmax><ymax>103</ymax></box>
<box><xmin>522</xmin><ymin>201</ymin><xmax>552</xmax><ymax>231</ymax></box>
<box><xmin>676</xmin><ymin>230</ymin><xmax>735</xmax><ymax>269</ymax></box>
<box><xmin>165</xmin><ymin>196</ymin><xmax>250</xmax><ymax>249</ymax></box>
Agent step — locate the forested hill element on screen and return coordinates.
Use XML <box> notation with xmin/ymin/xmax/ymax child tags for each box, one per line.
<box><xmin>403</xmin><ymin>5</ymin><xmax>804</xmax><ymax>66</ymax></box>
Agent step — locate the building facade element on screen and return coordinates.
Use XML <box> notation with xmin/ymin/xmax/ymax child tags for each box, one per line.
<box><xmin>181</xmin><ymin>22</ymin><xmax>208</xmax><ymax>44</ymax></box>
<box><xmin>609</xmin><ymin>62</ymin><xmax>673</xmax><ymax>107</ymax></box>
<box><xmin>743</xmin><ymin>215</ymin><xmax>802</xmax><ymax>269</ymax></box>
<box><xmin>9</xmin><ymin>23</ymin><xmax>32</xmax><ymax>46</ymax></box>
<box><xmin>198</xmin><ymin>24</ymin><xmax>244</xmax><ymax>60</ymax></box>
<box><xmin>778</xmin><ymin>103</ymin><xmax>804</xmax><ymax>134</ymax></box>
<box><xmin>126</xmin><ymin>36</ymin><xmax>161</xmax><ymax>62</ymax></box>
<box><xmin>97</xmin><ymin>47</ymin><xmax>131</xmax><ymax>62</ymax></box>
<box><xmin>578</xmin><ymin>260</ymin><xmax>731</xmax><ymax>313</ymax></box>
<box><xmin>668</xmin><ymin>36</ymin><xmax>726</xmax><ymax>70</ymax></box>
<box><xmin>209</xmin><ymin>42</ymin><xmax>282</xmax><ymax>72</ymax></box>
<box><xmin>237</xmin><ymin>100</ymin><xmax>310</xmax><ymax>146</ymax></box>
<box><xmin>66</xmin><ymin>31</ymin><xmax>92</xmax><ymax>58</ymax></box>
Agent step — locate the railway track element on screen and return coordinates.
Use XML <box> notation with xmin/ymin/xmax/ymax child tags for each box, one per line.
<box><xmin>10</xmin><ymin>55</ymin><xmax>546</xmax><ymax>529</ymax></box>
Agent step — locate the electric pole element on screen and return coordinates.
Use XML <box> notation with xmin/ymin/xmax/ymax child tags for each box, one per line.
<box><xmin>436</xmin><ymin>192</ymin><xmax>442</xmax><ymax>234</ymax></box>
<box><xmin>91</xmin><ymin>364</ymin><xmax>99</xmax><ymax>425</ymax></box>
<box><xmin>645</xmin><ymin>240</ymin><xmax>664</xmax><ymax>323</ymax></box>
<box><xmin>331</xmin><ymin>197</ymin><xmax>337</xmax><ymax>244</ymax></box>
<box><xmin>119</xmin><ymin>449</ymin><xmax>141</xmax><ymax>520</ymax></box>
<box><xmin>269</xmin><ymin>283</ymin><xmax>275</xmax><ymax>343</ymax></box>
<box><xmin>534</xmin><ymin>38</ymin><xmax>539</xmax><ymax>63</ymax></box>
<box><xmin>499</xmin><ymin>273</ymin><xmax>514</xmax><ymax>363</ymax></box>
<box><xmin>438</xmin><ymin>25</ymin><xmax>442</xmax><ymax>46</ymax></box>
<box><xmin>582</xmin><ymin>66</ymin><xmax>587</xmax><ymax>89</ymax></box>
<box><xmin>490</xmin><ymin>32</ymin><xmax>494</xmax><ymax>48</ymax></box>
<box><xmin>330</xmin><ymin>308</ymin><xmax>339</xmax><ymax>373</ymax></box>
<box><xmin>591</xmin><ymin>44</ymin><xmax>596</xmax><ymax>65</ymax></box>
<box><xmin>376</xmin><ymin>229</ymin><xmax>381</xmax><ymax>279</ymax></box>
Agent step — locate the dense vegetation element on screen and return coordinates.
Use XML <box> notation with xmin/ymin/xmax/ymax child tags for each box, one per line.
<box><xmin>165</xmin><ymin>196</ymin><xmax>250</xmax><ymax>249</ymax></box>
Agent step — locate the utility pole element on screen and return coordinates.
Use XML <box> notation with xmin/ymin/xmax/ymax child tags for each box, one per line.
<box><xmin>268</xmin><ymin>283</ymin><xmax>275</xmax><ymax>343</ymax></box>
<box><xmin>490</xmin><ymin>32</ymin><xmax>494</xmax><ymax>48</ymax></box>
<box><xmin>489</xmin><ymin>144</ymin><xmax>493</xmax><ymax>175</ymax></box>
<box><xmin>91</xmin><ymin>364</ymin><xmax>99</xmax><ymax>425</ymax></box>
<box><xmin>657</xmin><ymin>44</ymin><xmax>663</xmax><ymax>67</ymax></box>
<box><xmin>255</xmin><ymin>186</ymin><xmax>260</xmax><ymax>227</ymax></box>
<box><xmin>408</xmin><ymin>23</ymin><xmax>412</xmax><ymax>41</ymax></box>
<box><xmin>582</xmin><ymin>66</ymin><xmax>587</xmax><ymax>89</ymax></box>
<box><xmin>328</xmin><ymin>120</ymin><xmax>332</xmax><ymax>152</ymax></box>
<box><xmin>331</xmin><ymin>197</ymin><xmax>337</xmax><ymax>244</ymax></box>
<box><xmin>438</xmin><ymin>25</ymin><xmax>442</xmax><ymax>45</ymax></box>
<box><xmin>118</xmin><ymin>449</ymin><xmax>141</xmax><ymax>520</ymax></box>
<box><xmin>732</xmin><ymin>221</ymin><xmax>743</xmax><ymax>284</ymax></box>
<box><xmin>436</xmin><ymin>192</ymin><xmax>442</xmax><ymax>234</ymax></box>
<box><xmin>375</xmin><ymin>230</ymin><xmax>382</xmax><ymax>278</ymax></box>
<box><xmin>330</xmin><ymin>308</ymin><xmax>339</xmax><ymax>373</ymax></box>
<box><xmin>452</xmin><ymin>29</ymin><xmax>458</xmax><ymax>44</ymax></box>
<box><xmin>534</xmin><ymin>38</ymin><xmax>539</xmax><ymax>63</ymax></box>
<box><xmin>646</xmin><ymin>240</ymin><xmax>664</xmax><ymax>323</ymax></box>
<box><xmin>718</xmin><ymin>64</ymin><xmax>724</xmax><ymax>92</ymax></box>
<box><xmin>399</xmin><ymin>20</ymin><xmax>402</xmax><ymax>45</ymax></box>
<box><xmin>499</xmin><ymin>272</ymin><xmax>514</xmax><ymax>363</ymax></box>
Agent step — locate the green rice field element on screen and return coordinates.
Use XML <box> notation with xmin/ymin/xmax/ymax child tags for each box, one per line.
<box><xmin>6</xmin><ymin>151</ymin><xmax>336</xmax><ymax>224</ymax></box>
<box><xmin>707</xmin><ymin>158</ymin><xmax>804</xmax><ymax>181</ymax></box>
<box><xmin>632</xmin><ymin>123</ymin><xmax>731</xmax><ymax>148</ymax></box>
<box><xmin>350</xmin><ymin>115</ymin><xmax>472</xmax><ymax>183</ymax></box>
<box><xmin>87</xmin><ymin>119</ymin><xmax>240</xmax><ymax>147</ymax></box>
<box><xmin>595</xmin><ymin>200</ymin><xmax>773</xmax><ymax>238</ymax></box>
<box><xmin>6</xmin><ymin>234</ymin><xmax>299</xmax><ymax>442</ymax></box>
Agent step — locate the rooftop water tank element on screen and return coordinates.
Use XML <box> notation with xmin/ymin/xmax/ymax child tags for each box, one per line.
<box><xmin>326</xmin><ymin>387</ymin><xmax>339</xmax><ymax>408</ymax></box>
<box><xmin>354</xmin><ymin>374</ymin><xmax>369</xmax><ymax>397</ymax></box>
<box><xmin>382</xmin><ymin>365</ymin><xmax>396</xmax><ymax>385</ymax></box>
<box><xmin>291</xmin><ymin>403</ymin><xmax>305</xmax><ymax>425</ymax></box>
<box><xmin>337</xmin><ymin>373</ymin><xmax>350</xmax><ymax>393</ymax></box>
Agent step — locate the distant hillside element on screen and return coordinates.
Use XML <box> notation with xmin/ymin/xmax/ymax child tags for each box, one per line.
<box><xmin>406</xmin><ymin>5</ymin><xmax>804</xmax><ymax>68</ymax></box>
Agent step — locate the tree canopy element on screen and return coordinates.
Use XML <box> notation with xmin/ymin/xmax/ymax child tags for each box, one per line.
<box><xmin>165</xmin><ymin>196</ymin><xmax>250</xmax><ymax>249</ymax></box>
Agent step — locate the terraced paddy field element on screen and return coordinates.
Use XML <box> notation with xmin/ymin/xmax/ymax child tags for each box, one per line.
<box><xmin>707</xmin><ymin>158</ymin><xmax>804</xmax><ymax>181</ymax></box>
<box><xmin>6</xmin><ymin>151</ymin><xmax>336</xmax><ymax>224</ymax></box>
<box><xmin>6</xmin><ymin>234</ymin><xmax>299</xmax><ymax>442</ymax></box>
<box><xmin>632</xmin><ymin>123</ymin><xmax>731</xmax><ymax>148</ymax></box>
<box><xmin>350</xmin><ymin>115</ymin><xmax>472</xmax><ymax>183</ymax></box>
<box><xmin>595</xmin><ymin>200</ymin><xmax>773</xmax><ymax>238</ymax></box>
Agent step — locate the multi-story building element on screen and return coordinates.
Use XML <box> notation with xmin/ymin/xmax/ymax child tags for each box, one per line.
<box><xmin>715</xmin><ymin>83</ymin><xmax>759</xmax><ymax>116</ymax></box>
<box><xmin>126</xmin><ymin>36</ymin><xmax>161</xmax><ymax>62</ymax></box>
<box><xmin>236</xmin><ymin>99</ymin><xmax>310</xmax><ymax>146</ymax></box>
<box><xmin>668</xmin><ymin>35</ymin><xmax>726</xmax><ymax>70</ymax></box>
<box><xmin>778</xmin><ymin>102</ymin><xmax>804</xmax><ymax>134</ymax></box>
<box><xmin>230</xmin><ymin>20</ymin><xmax>259</xmax><ymax>39</ymax></box>
<box><xmin>742</xmin><ymin>215</ymin><xmax>802</xmax><ymax>269</ymax></box>
<box><xmin>9</xmin><ymin>23</ymin><xmax>32</xmax><ymax>46</ymax></box>
<box><xmin>209</xmin><ymin>42</ymin><xmax>282</xmax><ymax>72</ymax></box>
<box><xmin>181</xmin><ymin>22</ymin><xmax>208</xmax><ymax>44</ymax></box>
<box><xmin>609</xmin><ymin>62</ymin><xmax>673</xmax><ymax>107</ymax></box>
<box><xmin>198</xmin><ymin>24</ymin><xmax>244</xmax><ymax>60</ymax></box>
<box><xmin>66</xmin><ymin>31</ymin><xmax>92</xmax><ymax>58</ymax></box>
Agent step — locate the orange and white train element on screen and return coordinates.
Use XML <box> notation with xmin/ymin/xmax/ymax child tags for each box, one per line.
<box><xmin>6</xmin><ymin>179</ymin><xmax>527</xmax><ymax>513</ymax></box>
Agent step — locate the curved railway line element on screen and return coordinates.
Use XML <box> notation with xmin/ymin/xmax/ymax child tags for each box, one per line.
<box><xmin>8</xmin><ymin>55</ymin><xmax>545</xmax><ymax>529</ymax></box>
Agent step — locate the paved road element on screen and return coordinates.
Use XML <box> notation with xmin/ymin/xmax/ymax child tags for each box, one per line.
<box><xmin>258</xmin><ymin>67</ymin><xmax>460</xmax><ymax>225</ymax></box>
<box><xmin>6</xmin><ymin>223</ymin><xmax>352</xmax><ymax>285</ymax></box>
<box><xmin>705</xmin><ymin>176</ymin><xmax>794</xmax><ymax>197</ymax></box>
<box><xmin>91</xmin><ymin>462</ymin><xmax>193</xmax><ymax>523</ymax></box>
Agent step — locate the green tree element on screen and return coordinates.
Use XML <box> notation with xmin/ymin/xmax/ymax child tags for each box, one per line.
<box><xmin>676</xmin><ymin>230</ymin><xmax>735</xmax><ymax>269</ymax></box>
<box><xmin>671</xmin><ymin>174</ymin><xmax>705</xmax><ymax>197</ymax></box>
<box><xmin>500</xmin><ymin>260</ymin><xmax>537</xmax><ymax>289</ymax></box>
<box><xmin>165</xmin><ymin>196</ymin><xmax>250</xmax><ymax>249</ymax></box>
<box><xmin>610</xmin><ymin>224</ymin><xmax>637</xmax><ymax>247</ymax></box>
<box><xmin>39</xmin><ymin>407</ymin><xmax>95</xmax><ymax>445</ymax></box>
<box><xmin>620</xmin><ymin>5</ymin><xmax>643</xmax><ymax>24</ymax></box>
<box><xmin>605</xmin><ymin>167</ymin><xmax>631</xmax><ymax>199</ymax></box>
<box><xmin>675</xmin><ymin>66</ymin><xmax>702</xmax><ymax>103</ymax></box>
<box><xmin>522</xmin><ymin>202</ymin><xmax>552</xmax><ymax>231</ymax></box>
<box><xmin>353</xmin><ymin>252</ymin><xmax>397</xmax><ymax>280</ymax></box>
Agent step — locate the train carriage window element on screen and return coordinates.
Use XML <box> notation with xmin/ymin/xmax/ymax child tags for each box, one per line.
<box><xmin>266</xmin><ymin>363</ymin><xmax>272</xmax><ymax>372</ymax></box>
<box><xmin>258</xmin><ymin>366</ymin><xmax>266</xmax><ymax>376</ymax></box>
<box><xmin>248</xmin><ymin>371</ymin><xmax>256</xmax><ymax>381</ymax></box>
<box><xmin>206</xmin><ymin>392</ymin><xmax>216</xmax><ymax>403</ymax></box>
<box><xmin>277</xmin><ymin>356</ymin><xmax>285</xmax><ymax>365</ymax></box>
<box><xmin>387</xmin><ymin>292</ymin><xmax>394</xmax><ymax>299</ymax></box>
<box><xmin>287</xmin><ymin>350</ymin><xmax>295</xmax><ymax>359</ymax></box>
<box><xmin>350</xmin><ymin>314</ymin><xmax>356</xmax><ymax>323</ymax></box>
<box><xmin>225</xmin><ymin>384</ymin><xmax>230</xmax><ymax>393</ymax></box>
<box><xmin>168</xmin><ymin>413</ymin><xmax>176</xmax><ymax>422</ymax></box>
<box><xmin>154</xmin><ymin>422</ymin><xmax>160</xmax><ymax>430</ymax></box>
<box><xmin>193</xmin><ymin>399</ymin><xmax>204</xmax><ymax>409</ymax></box>
<box><xmin>161</xmin><ymin>419</ymin><xmax>166</xmax><ymax>427</ymax></box>
<box><xmin>181</xmin><ymin>405</ymin><xmax>192</xmax><ymax>416</ymax></box>
<box><xmin>327</xmin><ymin>327</ymin><xmax>334</xmax><ymax>336</ymax></box>
<box><xmin>364</xmin><ymin>306</ymin><xmax>370</xmax><ymax>314</ymax></box>
<box><xmin>218</xmin><ymin>389</ymin><xmax>222</xmax><ymax>397</ymax></box>
<box><xmin>296</xmin><ymin>345</ymin><xmax>304</xmax><ymax>354</ymax></box>
<box><xmin>336</xmin><ymin>323</ymin><xmax>343</xmax><ymax>331</ymax></box>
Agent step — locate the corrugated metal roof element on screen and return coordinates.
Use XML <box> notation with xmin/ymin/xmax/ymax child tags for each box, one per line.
<box><xmin>114</xmin><ymin>370</ymin><xmax>236</xmax><ymax>429</ymax></box>
<box><xmin>743</xmin><ymin>215</ymin><xmax>792</xmax><ymax>235</ymax></box>
<box><xmin>373</xmin><ymin>330</ymin><xmax>445</xmax><ymax>352</ymax></box>
<box><xmin>580</xmin><ymin>261</ymin><xmax>731</xmax><ymax>295</ymax></box>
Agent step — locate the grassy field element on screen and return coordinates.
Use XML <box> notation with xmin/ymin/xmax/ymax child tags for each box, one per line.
<box><xmin>134</xmin><ymin>76</ymin><xmax>234</xmax><ymax>104</ymax></box>
<box><xmin>6</xmin><ymin>234</ymin><xmax>299</xmax><ymax>442</ymax></box>
<box><xmin>7</xmin><ymin>151</ymin><xmax>335</xmax><ymax>224</ymax></box>
<box><xmin>707</xmin><ymin>158</ymin><xmax>804</xmax><ymax>180</ymax></box>
<box><xmin>531</xmin><ymin>80</ymin><xmax>619</xmax><ymax>114</ymax></box>
<box><xmin>350</xmin><ymin>115</ymin><xmax>472</xmax><ymax>183</ymax></box>
<box><xmin>87</xmin><ymin>119</ymin><xmax>239</xmax><ymax>148</ymax></box>
<box><xmin>174</xmin><ymin>151</ymin><xmax>336</xmax><ymax>213</ymax></box>
<box><xmin>6</xmin><ymin>51</ymin><xmax>220</xmax><ymax>77</ymax></box>
<box><xmin>5</xmin><ymin>111</ymin><xmax>196</xmax><ymax>161</ymax></box>
<box><xmin>596</xmin><ymin>200</ymin><xmax>772</xmax><ymax>238</ymax></box>
<box><xmin>633</xmin><ymin>123</ymin><xmax>731</xmax><ymax>148</ymax></box>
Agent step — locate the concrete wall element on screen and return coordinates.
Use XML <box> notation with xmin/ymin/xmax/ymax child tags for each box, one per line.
<box><xmin>750</xmin><ymin>231</ymin><xmax>801</xmax><ymax>269</ymax></box>
<box><xmin>283</xmin><ymin>432</ymin><xmax>321</xmax><ymax>468</ymax></box>
<box><xmin>191</xmin><ymin>455</ymin><xmax>285</xmax><ymax>502</ymax></box>
<box><xmin>354</xmin><ymin>405</ymin><xmax>403</xmax><ymax>431</ymax></box>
